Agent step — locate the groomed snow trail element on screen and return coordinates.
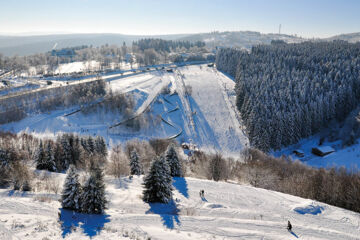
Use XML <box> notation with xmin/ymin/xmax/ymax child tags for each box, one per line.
<box><xmin>0</xmin><ymin>176</ymin><xmax>359</xmax><ymax>239</ymax></box>
<box><xmin>175</xmin><ymin>65</ymin><xmax>249</xmax><ymax>156</ymax></box>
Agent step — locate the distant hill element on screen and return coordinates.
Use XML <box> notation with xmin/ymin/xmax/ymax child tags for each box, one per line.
<box><xmin>0</xmin><ymin>31</ymin><xmax>359</xmax><ymax>56</ymax></box>
<box><xmin>326</xmin><ymin>32</ymin><xmax>360</xmax><ymax>43</ymax></box>
<box><xmin>178</xmin><ymin>31</ymin><xmax>305</xmax><ymax>49</ymax></box>
<box><xmin>0</xmin><ymin>33</ymin><xmax>187</xmax><ymax>56</ymax></box>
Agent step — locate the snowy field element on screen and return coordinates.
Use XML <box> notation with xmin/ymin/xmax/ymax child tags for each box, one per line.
<box><xmin>273</xmin><ymin>135</ymin><xmax>360</xmax><ymax>171</ymax></box>
<box><xmin>54</xmin><ymin>61</ymin><xmax>137</xmax><ymax>75</ymax></box>
<box><xmin>1</xmin><ymin>65</ymin><xmax>248</xmax><ymax>156</ymax></box>
<box><xmin>0</xmin><ymin>175</ymin><xmax>359</xmax><ymax>239</ymax></box>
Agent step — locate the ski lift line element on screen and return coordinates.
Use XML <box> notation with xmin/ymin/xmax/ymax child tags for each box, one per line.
<box><xmin>174</xmin><ymin>69</ymin><xmax>197</xmax><ymax>138</ymax></box>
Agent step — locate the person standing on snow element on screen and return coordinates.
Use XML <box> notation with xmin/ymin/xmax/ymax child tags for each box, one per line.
<box><xmin>287</xmin><ymin>220</ymin><xmax>292</xmax><ymax>231</ymax></box>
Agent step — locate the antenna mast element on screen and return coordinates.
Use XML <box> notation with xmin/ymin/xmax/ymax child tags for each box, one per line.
<box><xmin>279</xmin><ymin>24</ymin><xmax>282</xmax><ymax>34</ymax></box>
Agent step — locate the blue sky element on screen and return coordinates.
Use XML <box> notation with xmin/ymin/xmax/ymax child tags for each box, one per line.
<box><xmin>0</xmin><ymin>0</ymin><xmax>359</xmax><ymax>38</ymax></box>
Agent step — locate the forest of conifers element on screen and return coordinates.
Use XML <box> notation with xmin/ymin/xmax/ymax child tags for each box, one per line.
<box><xmin>216</xmin><ymin>41</ymin><xmax>360</xmax><ymax>151</ymax></box>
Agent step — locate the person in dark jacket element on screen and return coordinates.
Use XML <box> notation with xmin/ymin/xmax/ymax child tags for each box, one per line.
<box><xmin>287</xmin><ymin>220</ymin><xmax>292</xmax><ymax>231</ymax></box>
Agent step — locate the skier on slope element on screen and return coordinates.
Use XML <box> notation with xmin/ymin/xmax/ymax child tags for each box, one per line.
<box><xmin>287</xmin><ymin>220</ymin><xmax>292</xmax><ymax>231</ymax></box>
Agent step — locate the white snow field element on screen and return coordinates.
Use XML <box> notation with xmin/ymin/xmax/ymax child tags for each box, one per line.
<box><xmin>1</xmin><ymin>65</ymin><xmax>248</xmax><ymax>156</ymax></box>
<box><xmin>0</xmin><ymin>175</ymin><xmax>359</xmax><ymax>240</ymax></box>
<box><xmin>273</xmin><ymin>135</ymin><xmax>360</xmax><ymax>171</ymax></box>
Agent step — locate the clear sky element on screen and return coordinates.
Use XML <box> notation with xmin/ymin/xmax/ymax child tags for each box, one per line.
<box><xmin>0</xmin><ymin>0</ymin><xmax>359</xmax><ymax>38</ymax></box>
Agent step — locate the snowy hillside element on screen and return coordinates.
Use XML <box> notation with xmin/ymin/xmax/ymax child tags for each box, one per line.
<box><xmin>1</xmin><ymin>64</ymin><xmax>248</xmax><ymax>156</ymax></box>
<box><xmin>273</xmin><ymin>135</ymin><xmax>360</xmax><ymax>170</ymax></box>
<box><xmin>0</xmin><ymin>175</ymin><xmax>359</xmax><ymax>239</ymax></box>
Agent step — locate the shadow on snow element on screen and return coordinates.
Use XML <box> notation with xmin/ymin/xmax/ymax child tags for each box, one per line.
<box><xmin>59</xmin><ymin>208</ymin><xmax>110</xmax><ymax>238</ymax></box>
<box><xmin>289</xmin><ymin>230</ymin><xmax>299</xmax><ymax>238</ymax></box>
<box><xmin>172</xmin><ymin>177</ymin><xmax>189</xmax><ymax>198</ymax></box>
<box><xmin>145</xmin><ymin>200</ymin><xmax>180</xmax><ymax>229</ymax></box>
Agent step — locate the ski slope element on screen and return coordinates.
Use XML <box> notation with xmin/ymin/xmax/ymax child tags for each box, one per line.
<box><xmin>0</xmin><ymin>175</ymin><xmax>359</xmax><ymax>239</ymax></box>
<box><xmin>1</xmin><ymin>65</ymin><xmax>248</xmax><ymax>156</ymax></box>
<box><xmin>176</xmin><ymin>65</ymin><xmax>249</xmax><ymax>154</ymax></box>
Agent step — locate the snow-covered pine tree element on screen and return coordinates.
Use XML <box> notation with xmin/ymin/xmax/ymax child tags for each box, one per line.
<box><xmin>0</xmin><ymin>148</ymin><xmax>10</xmax><ymax>168</ymax></box>
<box><xmin>87</xmin><ymin>137</ymin><xmax>95</xmax><ymax>154</ymax></box>
<box><xmin>61</xmin><ymin>165</ymin><xmax>82</xmax><ymax>211</ymax></box>
<box><xmin>165</xmin><ymin>144</ymin><xmax>182</xmax><ymax>177</ymax></box>
<box><xmin>80</xmin><ymin>137</ymin><xmax>88</xmax><ymax>152</ymax></box>
<box><xmin>95</xmin><ymin>136</ymin><xmax>107</xmax><ymax>156</ymax></box>
<box><xmin>44</xmin><ymin>141</ymin><xmax>56</xmax><ymax>172</ymax></box>
<box><xmin>81</xmin><ymin>165</ymin><xmax>107</xmax><ymax>214</ymax></box>
<box><xmin>142</xmin><ymin>156</ymin><xmax>172</xmax><ymax>203</ymax></box>
<box><xmin>130</xmin><ymin>149</ymin><xmax>142</xmax><ymax>176</ymax></box>
<box><xmin>35</xmin><ymin>140</ymin><xmax>46</xmax><ymax>170</ymax></box>
<box><xmin>61</xmin><ymin>137</ymin><xmax>72</xmax><ymax>170</ymax></box>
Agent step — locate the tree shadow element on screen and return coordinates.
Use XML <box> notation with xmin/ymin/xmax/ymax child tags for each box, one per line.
<box><xmin>7</xmin><ymin>190</ymin><xmax>15</xmax><ymax>196</ymax></box>
<box><xmin>289</xmin><ymin>230</ymin><xmax>299</xmax><ymax>238</ymax></box>
<box><xmin>59</xmin><ymin>208</ymin><xmax>110</xmax><ymax>238</ymax></box>
<box><xmin>145</xmin><ymin>200</ymin><xmax>180</xmax><ymax>229</ymax></box>
<box><xmin>172</xmin><ymin>177</ymin><xmax>189</xmax><ymax>198</ymax></box>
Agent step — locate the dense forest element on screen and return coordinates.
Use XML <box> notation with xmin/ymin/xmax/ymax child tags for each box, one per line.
<box><xmin>132</xmin><ymin>38</ymin><xmax>205</xmax><ymax>52</ymax></box>
<box><xmin>216</xmin><ymin>41</ymin><xmax>360</xmax><ymax>151</ymax></box>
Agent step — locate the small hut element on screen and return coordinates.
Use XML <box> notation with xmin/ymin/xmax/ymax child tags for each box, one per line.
<box><xmin>311</xmin><ymin>146</ymin><xmax>335</xmax><ymax>157</ymax></box>
<box><xmin>293</xmin><ymin>149</ymin><xmax>304</xmax><ymax>157</ymax></box>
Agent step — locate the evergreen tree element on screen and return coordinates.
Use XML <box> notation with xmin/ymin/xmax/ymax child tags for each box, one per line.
<box><xmin>61</xmin><ymin>137</ymin><xmax>72</xmax><ymax>170</ymax></box>
<box><xmin>81</xmin><ymin>166</ymin><xmax>107</xmax><ymax>214</ymax></box>
<box><xmin>0</xmin><ymin>148</ymin><xmax>10</xmax><ymax>168</ymax></box>
<box><xmin>61</xmin><ymin>165</ymin><xmax>82</xmax><ymax>211</ymax></box>
<box><xmin>165</xmin><ymin>144</ymin><xmax>182</xmax><ymax>177</ymax></box>
<box><xmin>87</xmin><ymin>137</ymin><xmax>95</xmax><ymax>154</ymax></box>
<box><xmin>216</xmin><ymin>41</ymin><xmax>360</xmax><ymax>151</ymax></box>
<box><xmin>142</xmin><ymin>156</ymin><xmax>172</xmax><ymax>203</ymax></box>
<box><xmin>35</xmin><ymin>140</ymin><xmax>46</xmax><ymax>170</ymax></box>
<box><xmin>44</xmin><ymin>141</ymin><xmax>56</xmax><ymax>172</ymax></box>
<box><xmin>130</xmin><ymin>149</ymin><xmax>142</xmax><ymax>176</ymax></box>
<box><xmin>95</xmin><ymin>136</ymin><xmax>107</xmax><ymax>156</ymax></box>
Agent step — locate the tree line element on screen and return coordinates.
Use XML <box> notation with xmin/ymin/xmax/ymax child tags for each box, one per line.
<box><xmin>0</xmin><ymin>39</ymin><xmax>209</xmax><ymax>75</ymax></box>
<box><xmin>1</xmin><ymin>131</ymin><xmax>360</xmax><ymax>214</ymax></box>
<box><xmin>132</xmin><ymin>38</ymin><xmax>205</xmax><ymax>53</ymax></box>
<box><xmin>216</xmin><ymin>41</ymin><xmax>360</xmax><ymax>151</ymax></box>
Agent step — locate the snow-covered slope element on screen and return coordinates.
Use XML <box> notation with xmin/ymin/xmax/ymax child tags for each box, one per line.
<box><xmin>273</xmin><ymin>135</ymin><xmax>360</xmax><ymax>171</ymax></box>
<box><xmin>1</xmin><ymin>65</ymin><xmax>248</xmax><ymax>156</ymax></box>
<box><xmin>0</xmin><ymin>175</ymin><xmax>359</xmax><ymax>239</ymax></box>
